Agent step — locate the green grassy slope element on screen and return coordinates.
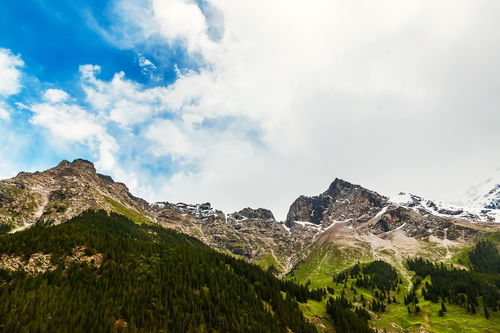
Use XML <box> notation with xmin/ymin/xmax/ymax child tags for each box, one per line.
<box><xmin>103</xmin><ymin>196</ymin><xmax>153</xmax><ymax>225</ymax></box>
<box><xmin>288</xmin><ymin>243</ymin><xmax>373</xmax><ymax>290</ymax></box>
<box><xmin>287</xmin><ymin>240</ymin><xmax>500</xmax><ymax>333</ymax></box>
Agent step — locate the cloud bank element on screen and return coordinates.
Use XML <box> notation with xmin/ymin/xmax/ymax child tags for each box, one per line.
<box><xmin>4</xmin><ymin>0</ymin><xmax>500</xmax><ymax>219</ymax></box>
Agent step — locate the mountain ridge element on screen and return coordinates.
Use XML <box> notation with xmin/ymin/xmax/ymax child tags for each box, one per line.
<box><xmin>1</xmin><ymin>159</ymin><xmax>499</xmax><ymax>276</ymax></box>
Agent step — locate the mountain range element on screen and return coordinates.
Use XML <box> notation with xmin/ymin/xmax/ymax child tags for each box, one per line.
<box><xmin>1</xmin><ymin>159</ymin><xmax>498</xmax><ymax>271</ymax></box>
<box><xmin>0</xmin><ymin>159</ymin><xmax>499</xmax><ymax>332</ymax></box>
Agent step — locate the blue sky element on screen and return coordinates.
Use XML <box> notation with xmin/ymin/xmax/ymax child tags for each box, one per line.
<box><xmin>0</xmin><ymin>0</ymin><xmax>188</xmax><ymax>86</ymax></box>
<box><xmin>1</xmin><ymin>1</ymin><xmax>499</xmax><ymax>218</ymax></box>
<box><xmin>0</xmin><ymin>0</ymin><xmax>202</xmax><ymax>182</ymax></box>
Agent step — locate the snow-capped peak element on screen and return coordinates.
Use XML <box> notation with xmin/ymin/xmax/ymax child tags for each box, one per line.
<box><xmin>464</xmin><ymin>168</ymin><xmax>500</xmax><ymax>210</ymax></box>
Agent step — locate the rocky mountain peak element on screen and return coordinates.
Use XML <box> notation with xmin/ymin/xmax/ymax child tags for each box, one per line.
<box><xmin>53</xmin><ymin>159</ymin><xmax>95</xmax><ymax>171</ymax></box>
<box><xmin>0</xmin><ymin>159</ymin><xmax>148</xmax><ymax>230</ymax></box>
<box><xmin>66</xmin><ymin>159</ymin><xmax>96</xmax><ymax>174</ymax></box>
<box><xmin>466</xmin><ymin>169</ymin><xmax>500</xmax><ymax>210</ymax></box>
<box><xmin>326</xmin><ymin>178</ymin><xmax>353</xmax><ymax>194</ymax></box>
<box><xmin>230</xmin><ymin>207</ymin><xmax>275</xmax><ymax>221</ymax></box>
<box><xmin>55</xmin><ymin>160</ymin><xmax>71</xmax><ymax>168</ymax></box>
<box><xmin>484</xmin><ymin>184</ymin><xmax>500</xmax><ymax>209</ymax></box>
<box><xmin>285</xmin><ymin>178</ymin><xmax>388</xmax><ymax>227</ymax></box>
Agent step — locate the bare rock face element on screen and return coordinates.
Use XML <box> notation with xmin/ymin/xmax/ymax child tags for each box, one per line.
<box><xmin>370</xmin><ymin>207</ymin><xmax>453</xmax><ymax>238</ymax></box>
<box><xmin>230</xmin><ymin>207</ymin><xmax>275</xmax><ymax>221</ymax></box>
<box><xmin>0</xmin><ymin>193</ymin><xmax>13</xmax><ymax>206</ymax></box>
<box><xmin>149</xmin><ymin>202</ymin><xmax>292</xmax><ymax>269</ymax></box>
<box><xmin>285</xmin><ymin>178</ymin><xmax>387</xmax><ymax>227</ymax></box>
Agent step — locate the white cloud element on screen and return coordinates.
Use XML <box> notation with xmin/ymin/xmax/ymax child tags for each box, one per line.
<box><xmin>0</xmin><ymin>48</ymin><xmax>24</xmax><ymax>97</ymax></box>
<box><xmin>152</xmin><ymin>0</ymin><xmax>218</xmax><ymax>57</ymax></box>
<box><xmin>145</xmin><ymin>119</ymin><xmax>194</xmax><ymax>158</ymax></box>
<box><xmin>0</xmin><ymin>102</ymin><xmax>11</xmax><ymax>121</ymax></box>
<box><xmin>138</xmin><ymin>56</ymin><xmax>157</xmax><ymax>72</ymax></box>
<box><xmin>43</xmin><ymin>89</ymin><xmax>69</xmax><ymax>103</ymax></box>
<box><xmin>80</xmin><ymin>65</ymin><xmax>169</xmax><ymax>127</ymax></box>
<box><xmin>30</xmin><ymin>100</ymin><xmax>118</xmax><ymax>170</ymax></box>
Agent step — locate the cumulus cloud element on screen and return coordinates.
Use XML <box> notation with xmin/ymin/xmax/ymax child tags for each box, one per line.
<box><xmin>80</xmin><ymin>65</ymin><xmax>169</xmax><ymax>127</ymax></box>
<box><xmin>151</xmin><ymin>0</ymin><xmax>219</xmax><ymax>57</ymax></box>
<box><xmin>43</xmin><ymin>89</ymin><xmax>69</xmax><ymax>103</ymax></box>
<box><xmin>30</xmin><ymin>97</ymin><xmax>118</xmax><ymax>170</ymax></box>
<box><xmin>0</xmin><ymin>48</ymin><xmax>24</xmax><ymax>97</ymax></box>
<box><xmin>0</xmin><ymin>102</ymin><xmax>11</xmax><ymax>121</ymax></box>
<box><xmin>145</xmin><ymin>119</ymin><xmax>194</xmax><ymax>158</ymax></box>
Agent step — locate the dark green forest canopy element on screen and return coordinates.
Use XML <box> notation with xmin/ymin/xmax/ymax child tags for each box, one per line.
<box><xmin>469</xmin><ymin>240</ymin><xmax>500</xmax><ymax>274</ymax></box>
<box><xmin>406</xmin><ymin>244</ymin><xmax>500</xmax><ymax>313</ymax></box>
<box><xmin>334</xmin><ymin>260</ymin><xmax>401</xmax><ymax>292</ymax></box>
<box><xmin>0</xmin><ymin>211</ymin><xmax>317</xmax><ymax>333</ymax></box>
<box><xmin>329</xmin><ymin>260</ymin><xmax>402</xmax><ymax>333</ymax></box>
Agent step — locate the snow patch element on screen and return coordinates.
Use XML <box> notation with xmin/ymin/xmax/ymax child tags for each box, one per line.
<box><xmin>293</xmin><ymin>221</ymin><xmax>321</xmax><ymax>228</ymax></box>
<box><xmin>389</xmin><ymin>192</ymin><xmax>499</xmax><ymax>223</ymax></box>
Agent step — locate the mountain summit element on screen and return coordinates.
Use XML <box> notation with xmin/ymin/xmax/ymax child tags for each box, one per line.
<box><xmin>466</xmin><ymin>169</ymin><xmax>500</xmax><ymax>210</ymax></box>
<box><xmin>0</xmin><ymin>159</ymin><xmax>150</xmax><ymax>231</ymax></box>
<box><xmin>285</xmin><ymin>178</ymin><xmax>387</xmax><ymax>227</ymax></box>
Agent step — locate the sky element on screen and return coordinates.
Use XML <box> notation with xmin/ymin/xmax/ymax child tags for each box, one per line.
<box><xmin>1</xmin><ymin>0</ymin><xmax>500</xmax><ymax>220</ymax></box>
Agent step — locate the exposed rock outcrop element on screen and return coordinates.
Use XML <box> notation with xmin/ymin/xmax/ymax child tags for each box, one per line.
<box><xmin>285</xmin><ymin>178</ymin><xmax>387</xmax><ymax>227</ymax></box>
<box><xmin>230</xmin><ymin>207</ymin><xmax>275</xmax><ymax>221</ymax></box>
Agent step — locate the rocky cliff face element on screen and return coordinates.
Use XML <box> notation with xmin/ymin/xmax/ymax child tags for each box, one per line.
<box><xmin>230</xmin><ymin>207</ymin><xmax>275</xmax><ymax>221</ymax></box>
<box><xmin>366</xmin><ymin>206</ymin><xmax>480</xmax><ymax>241</ymax></box>
<box><xmin>148</xmin><ymin>203</ymin><xmax>294</xmax><ymax>271</ymax></box>
<box><xmin>285</xmin><ymin>178</ymin><xmax>388</xmax><ymax>227</ymax></box>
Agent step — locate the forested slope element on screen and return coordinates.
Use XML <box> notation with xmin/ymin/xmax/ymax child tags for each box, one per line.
<box><xmin>0</xmin><ymin>211</ymin><xmax>318</xmax><ymax>332</ymax></box>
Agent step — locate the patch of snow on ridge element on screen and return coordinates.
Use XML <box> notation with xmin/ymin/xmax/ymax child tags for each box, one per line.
<box><xmin>394</xmin><ymin>223</ymin><xmax>406</xmax><ymax>231</ymax></box>
<box><xmin>390</xmin><ymin>192</ymin><xmax>499</xmax><ymax>223</ymax></box>
<box><xmin>152</xmin><ymin>201</ymin><xmax>217</xmax><ymax>219</ymax></box>
<box><xmin>293</xmin><ymin>221</ymin><xmax>321</xmax><ymax>228</ymax></box>
<box><xmin>466</xmin><ymin>168</ymin><xmax>500</xmax><ymax>209</ymax></box>
<box><xmin>150</xmin><ymin>202</ymin><xmax>165</xmax><ymax>209</ymax></box>
<box><xmin>389</xmin><ymin>193</ymin><xmax>414</xmax><ymax>205</ymax></box>
<box><xmin>372</xmin><ymin>206</ymin><xmax>389</xmax><ymax>220</ymax></box>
